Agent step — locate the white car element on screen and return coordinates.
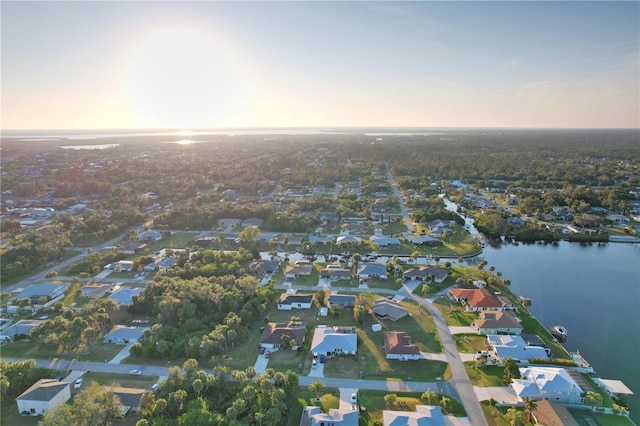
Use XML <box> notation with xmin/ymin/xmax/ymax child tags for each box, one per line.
<box><xmin>129</xmin><ymin>369</ymin><xmax>142</xmax><ymax>376</ymax></box>
<box><xmin>351</xmin><ymin>393</ymin><xmax>357</xmax><ymax>404</ymax></box>
<box><xmin>74</xmin><ymin>379</ymin><xmax>83</xmax><ymax>389</ymax></box>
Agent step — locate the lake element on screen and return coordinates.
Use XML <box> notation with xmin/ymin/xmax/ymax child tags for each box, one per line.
<box><xmin>479</xmin><ymin>240</ymin><xmax>640</xmax><ymax>422</ymax></box>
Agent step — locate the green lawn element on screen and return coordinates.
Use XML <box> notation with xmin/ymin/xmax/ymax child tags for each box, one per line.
<box><xmin>358</xmin><ymin>390</ymin><xmax>465</xmax><ymax>425</ymax></box>
<box><xmin>433</xmin><ymin>298</ymin><xmax>478</xmax><ymax>327</ymax></box>
<box><xmin>464</xmin><ymin>363</ymin><xmax>506</xmax><ymax>386</ymax></box>
<box><xmin>82</xmin><ymin>371</ymin><xmax>158</xmax><ymax>387</ymax></box>
<box><xmin>287</xmin><ymin>387</ymin><xmax>340</xmax><ymax>426</ymax></box>
<box><xmin>147</xmin><ymin>231</ymin><xmax>198</xmax><ymax>250</ymax></box>
<box><xmin>1</xmin><ymin>404</ymin><xmax>42</xmax><ymax>426</ymax></box>
<box><xmin>454</xmin><ymin>334</ymin><xmax>489</xmax><ymax>353</ymax></box>
<box><xmin>0</xmin><ymin>341</ymin><xmax>125</xmax><ymax>362</ymax></box>
<box><xmin>481</xmin><ymin>402</ymin><xmax>512</xmax><ymax>426</ymax></box>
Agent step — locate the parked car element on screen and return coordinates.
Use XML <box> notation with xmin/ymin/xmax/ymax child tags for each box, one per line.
<box><xmin>130</xmin><ymin>370</ymin><xmax>142</xmax><ymax>376</ymax></box>
<box><xmin>265</xmin><ymin>351</ymin><xmax>271</xmax><ymax>358</ymax></box>
<box><xmin>312</xmin><ymin>359</ymin><xmax>317</xmax><ymax>368</ymax></box>
<box><xmin>151</xmin><ymin>383</ymin><xmax>159</xmax><ymax>392</ymax></box>
<box><xmin>74</xmin><ymin>379</ymin><xmax>83</xmax><ymax>389</ymax></box>
<box><xmin>319</xmin><ymin>354</ymin><xmax>325</xmax><ymax>363</ymax></box>
<box><xmin>351</xmin><ymin>393</ymin><xmax>357</xmax><ymax>404</ymax></box>
<box><xmin>259</xmin><ymin>347</ymin><xmax>266</xmax><ymax>354</ymax></box>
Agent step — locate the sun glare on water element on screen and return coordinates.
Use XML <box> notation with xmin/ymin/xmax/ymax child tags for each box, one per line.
<box><xmin>124</xmin><ymin>28</ymin><xmax>250</xmax><ymax>129</ymax></box>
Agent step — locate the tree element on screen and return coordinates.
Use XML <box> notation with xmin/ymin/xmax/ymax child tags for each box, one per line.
<box><xmin>421</xmin><ymin>389</ymin><xmax>438</xmax><ymax>405</ymax></box>
<box><xmin>309</xmin><ymin>380</ymin><xmax>325</xmax><ymax>400</ymax></box>
<box><xmin>44</xmin><ymin>271</ymin><xmax>58</xmax><ymax>280</ymax></box>
<box><xmin>354</xmin><ymin>305</ymin><xmax>367</xmax><ymax>327</ymax></box>
<box><xmin>192</xmin><ymin>378</ymin><xmax>203</xmax><ymax>397</ymax></box>
<box><xmin>586</xmin><ymin>391</ymin><xmax>602</xmax><ymax>411</ymax></box>
<box><xmin>523</xmin><ymin>397</ymin><xmax>537</xmax><ymax>422</ymax></box>
<box><xmin>384</xmin><ymin>393</ymin><xmax>397</xmax><ymax>406</ymax></box>
<box><xmin>439</xmin><ymin>396</ymin><xmax>452</xmax><ymax>414</ymax></box>
<box><xmin>504</xmin><ymin>407</ymin><xmax>526</xmax><ymax>426</ymax></box>
<box><xmin>502</xmin><ymin>357</ymin><xmax>521</xmax><ymax>384</ymax></box>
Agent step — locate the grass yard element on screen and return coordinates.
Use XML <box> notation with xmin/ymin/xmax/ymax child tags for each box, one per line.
<box><xmin>481</xmin><ymin>402</ymin><xmax>513</xmax><ymax>426</ymax></box>
<box><xmin>366</xmin><ymin>277</ymin><xmax>401</xmax><ymax>290</ymax></box>
<box><xmin>433</xmin><ymin>298</ymin><xmax>478</xmax><ymax>327</ymax></box>
<box><xmin>219</xmin><ymin>320</ymin><xmax>265</xmax><ymax>371</ymax></box>
<box><xmin>570</xmin><ymin>409</ymin><xmax>635</xmax><ymax>426</ymax></box>
<box><xmin>82</xmin><ymin>371</ymin><xmax>158</xmax><ymax>387</ymax></box>
<box><xmin>147</xmin><ymin>231</ymin><xmax>198</xmax><ymax>250</ymax></box>
<box><xmin>464</xmin><ymin>363</ymin><xmax>506</xmax><ymax>386</ymax></box>
<box><xmin>357</xmin><ymin>390</ymin><xmax>466</xmax><ymax>425</ymax></box>
<box><xmin>0</xmin><ymin>340</ymin><xmax>125</xmax><ymax>362</ymax></box>
<box><xmin>1</xmin><ymin>404</ymin><xmax>42</xmax><ymax>426</ymax></box>
<box><xmin>287</xmin><ymin>387</ymin><xmax>340</xmax><ymax>426</ymax></box>
<box><xmin>454</xmin><ymin>334</ymin><xmax>489</xmax><ymax>353</ymax></box>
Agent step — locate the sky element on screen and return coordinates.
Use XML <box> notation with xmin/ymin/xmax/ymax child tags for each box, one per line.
<box><xmin>2</xmin><ymin>1</ymin><xmax>639</xmax><ymax>130</ymax></box>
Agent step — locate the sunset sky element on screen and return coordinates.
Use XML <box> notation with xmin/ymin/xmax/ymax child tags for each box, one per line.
<box><xmin>2</xmin><ymin>1</ymin><xmax>639</xmax><ymax>130</ymax></box>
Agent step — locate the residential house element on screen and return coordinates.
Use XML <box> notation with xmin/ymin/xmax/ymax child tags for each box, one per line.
<box><xmin>382</xmin><ymin>405</ymin><xmax>444</xmax><ymax>426</ymax></box>
<box><xmin>143</xmin><ymin>256</ymin><xmax>176</xmax><ymax>272</ymax></box>
<box><xmin>449</xmin><ymin>288</ymin><xmax>502</xmax><ymax>312</ymax></box>
<box><xmin>531</xmin><ymin>400</ymin><xmax>579</xmax><ymax>426</ymax></box>
<box><xmin>278</xmin><ymin>293</ymin><xmax>313</xmax><ymax>310</ymax></box>
<box><xmin>383</xmin><ymin>331</ymin><xmax>420</xmax><ymax>360</ymax></box>
<box><xmin>250</xmin><ymin>259</ymin><xmax>281</xmax><ymax>275</ymax></box>
<box><xmin>15</xmin><ymin>283</ymin><xmax>66</xmax><ymax>304</ymax></box>
<box><xmin>242</xmin><ymin>218</ymin><xmax>264</xmax><ymax>228</ymax></box>
<box><xmin>120</xmin><ymin>241</ymin><xmax>148</xmax><ymax>254</ymax></box>
<box><xmin>108</xmin><ymin>287</ymin><xmax>144</xmax><ymax>307</ymax></box>
<box><xmin>138</xmin><ymin>230</ymin><xmax>163</xmax><ymax>242</ymax></box>
<box><xmin>403</xmin><ymin>266</ymin><xmax>449</xmax><ymax>283</ymax></box>
<box><xmin>103</xmin><ymin>325</ymin><xmax>148</xmax><ymax>344</ymax></box>
<box><xmin>101</xmin><ymin>386</ymin><xmax>146</xmax><ymax>417</ymax></box>
<box><xmin>471</xmin><ymin>310</ymin><xmax>523</xmax><ymax>335</ymax></box>
<box><xmin>594</xmin><ymin>378</ymin><xmax>635</xmax><ymax>400</ymax></box>
<box><xmin>336</xmin><ymin>235</ymin><xmax>362</xmax><ymax>246</ymax></box>
<box><xmin>107</xmin><ymin>260</ymin><xmax>134</xmax><ymax>272</ymax></box>
<box><xmin>16</xmin><ymin>379</ymin><xmax>71</xmax><ymax>416</ymax></box>
<box><xmin>311</xmin><ymin>326</ymin><xmax>357</xmax><ymax>357</ymax></box>
<box><xmin>321</xmin><ymin>268</ymin><xmax>351</xmax><ymax>281</ymax></box>
<box><xmin>218</xmin><ymin>218</ymin><xmax>241</xmax><ymax>229</ymax></box>
<box><xmin>309</xmin><ymin>235</ymin><xmax>335</xmax><ymax>246</ymax></box>
<box><xmin>0</xmin><ymin>319</ymin><xmax>43</xmax><ymax>342</ymax></box>
<box><xmin>511</xmin><ymin>366</ymin><xmax>585</xmax><ymax>404</ymax></box>
<box><xmin>259</xmin><ymin>322</ymin><xmax>306</xmax><ymax>350</ymax></box>
<box><xmin>80</xmin><ymin>283</ymin><xmax>118</xmax><ymax>299</ymax></box>
<box><xmin>487</xmin><ymin>334</ymin><xmax>549</xmax><ymax>365</ymax></box>
<box><xmin>404</xmin><ymin>234</ymin><xmax>442</xmax><ymax>247</ymax></box>
<box><xmin>372</xmin><ymin>299</ymin><xmax>408</xmax><ymax>321</ymax></box>
<box><xmin>369</xmin><ymin>236</ymin><xmax>402</xmax><ymax>249</ymax></box>
<box><xmin>300</xmin><ymin>406</ymin><xmax>358</xmax><ymax>426</ymax></box>
<box><xmin>357</xmin><ymin>264</ymin><xmax>388</xmax><ymax>280</ymax></box>
<box><xmin>284</xmin><ymin>261</ymin><xmax>313</xmax><ymax>279</ymax></box>
<box><xmin>328</xmin><ymin>294</ymin><xmax>356</xmax><ymax>308</ymax></box>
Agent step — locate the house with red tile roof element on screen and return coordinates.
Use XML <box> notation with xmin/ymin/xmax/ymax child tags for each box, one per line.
<box><xmin>449</xmin><ymin>288</ymin><xmax>502</xmax><ymax>312</ymax></box>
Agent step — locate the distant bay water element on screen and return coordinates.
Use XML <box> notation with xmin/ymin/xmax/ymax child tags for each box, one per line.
<box><xmin>480</xmin><ymin>241</ymin><xmax>640</xmax><ymax>422</ymax></box>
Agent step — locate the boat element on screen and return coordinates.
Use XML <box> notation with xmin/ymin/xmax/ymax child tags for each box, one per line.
<box><xmin>550</xmin><ymin>325</ymin><xmax>568</xmax><ymax>341</ymax></box>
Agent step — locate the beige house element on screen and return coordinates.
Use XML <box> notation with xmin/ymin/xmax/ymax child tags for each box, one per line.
<box><xmin>16</xmin><ymin>379</ymin><xmax>71</xmax><ymax>416</ymax></box>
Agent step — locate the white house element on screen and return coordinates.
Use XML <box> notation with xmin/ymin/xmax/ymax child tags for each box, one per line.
<box><xmin>301</xmin><ymin>406</ymin><xmax>358</xmax><ymax>426</ymax></box>
<box><xmin>383</xmin><ymin>405</ymin><xmax>444</xmax><ymax>426</ymax></box>
<box><xmin>277</xmin><ymin>293</ymin><xmax>313</xmax><ymax>310</ymax></box>
<box><xmin>16</xmin><ymin>379</ymin><xmax>71</xmax><ymax>416</ymax></box>
<box><xmin>511</xmin><ymin>367</ymin><xmax>585</xmax><ymax>404</ymax></box>
<box><xmin>487</xmin><ymin>335</ymin><xmax>549</xmax><ymax>365</ymax></box>
<box><xmin>311</xmin><ymin>326</ymin><xmax>357</xmax><ymax>357</ymax></box>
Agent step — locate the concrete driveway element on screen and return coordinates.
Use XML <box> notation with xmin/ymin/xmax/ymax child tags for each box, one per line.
<box><xmin>473</xmin><ymin>386</ymin><xmax>518</xmax><ymax>404</ymax></box>
<box><xmin>338</xmin><ymin>387</ymin><xmax>359</xmax><ymax>410</ymax></box>
<box><xmin>308</xmin><ymin>359</ymin><xmax>324</xmax><ymax>377</ymax></box>
<box><xmin>253</xmin><ymin>351</ymin><xmax>271</xmax><ymax>375</ymax></box>
<box><xmin>449</xmin><ymin>326</ymin><xmax>476</xmax><ymax>334</ymax></box>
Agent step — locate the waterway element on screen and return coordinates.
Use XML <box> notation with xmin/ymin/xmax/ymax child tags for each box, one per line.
<box><xmin>479</xmin><ymin>241</ymin><xmax>640</xmax><ymax>422</ymax></box>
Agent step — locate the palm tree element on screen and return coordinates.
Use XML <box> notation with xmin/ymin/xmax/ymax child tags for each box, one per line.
<box><xmin>384</xmin><ymin>393</ymin><xmax>397</xmax><ymax>406</ymax></box>
<box><xmin>421</xmin><ymin>389</ymin><xmax>438</xmax><ymax>405</ymax></box>
<box><xmin>504</xmin><ymin>407</ymin><xmax>526</xmax><ymax>426</ymax></box>
<box><xmin>439</xmin><ymin>396</ymin><xmax>451</xmax><ymax>414</ymax></box>
<box><xmin>586</xmin><ymin>391</ymin><xmax>601</xmax><ymax>411</ymax></box>
<box><xmin>309</xmin><ymin>380</ymin><xmax>325</xmax><ymax>400</ymax></box>
<box><xmin>523</xmin><ymin>397</ymin><xmax>537</xmax><ymax>423</ymax></box>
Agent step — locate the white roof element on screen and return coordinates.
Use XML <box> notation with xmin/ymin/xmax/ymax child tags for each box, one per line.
<box><xmin>595</xmin><ymin>378</ymin><xmax>634</xmax><ymax>395</ymax></box>
<box><xmin>520</xmin><ymin>367</ymin><xmax>582</xmax><ymax>394</ymax></box>
<box><xmin>383</xmin><ymin>405</ymin><xmax>444</xmax><ymax>426</ymax></box>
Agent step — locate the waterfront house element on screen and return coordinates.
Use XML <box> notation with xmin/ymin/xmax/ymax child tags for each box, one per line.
<box><xmin>531</xmin><ymin>400</ymin><xmax>579</xmax><ymax>426</ymax></box>
<box><xmin>449</xmin><ymin>288</ymin><xmax>502</xmax><ymax>312</ymax></box>
<box><xmin>383</xmin><ymin>331</ymin><xmax>421</xmax><ymax>360</ymax></box>
<box><xmin>311</xmin><ymin>326</ymin><xmax>357</xmax><ymax>357</ymax></box>
<box><xmin>300</xmin><ymin>406</ymin><xmax>358</xmax><ymax>426</ymax></box>
<box><xmin>382</xmin><ymin>405</ymin><xmax>444</xmax><ymax>426</ymax></box>
<box><xmin>277</xmin><ymin>293</ymin><xmax>313</xmax><ymax>310</ymax></box>
<box><xmin>259</xmin><ymin>322</ymin><xmax>306</xmax><ymax>350</ymax></box>
<box><xmin>487</xmin><ymin>334</ymin><xmax>549</xmax><ymax>365</ymax></box>
<box><xmin>16</xmin><ymin>379</ymin><xmax>71</xmax><ymax>416</ymax></box>
<box><xmin>511</xmin><ymin>366</ymin><xmax>584</xmax><ymax>404</ymax></box>
<box><xmin>471</xmin><ymin>310</ymin><xmax>523</xmax><ymax>335</ymax></box>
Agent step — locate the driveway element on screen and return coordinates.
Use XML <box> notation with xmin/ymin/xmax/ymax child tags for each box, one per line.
<box><xmin>338</xmin><ymin>387</ymin><xmax>359</xmax><ymax>410</ymax></box>
<box><xmin>253</xmin><ymin>351</ymin><xmax>271</xmax><ymax>375</ymax></box>
<box><xmin>473</xmin><ymin>386</ymin><xmax>518</xmax><ymax>404</ymax></box>
<box><xmin>449</xmin><ymin>326</ymin><xmax>476</xmax><ymax>334</ymax></box>
<box><xmin>108</xmin><ymin>343</ymin><xmax>133</xmax><ymax>364</ymax></box>
<box><xmin>420</xmin><ymin>352</ymin><xmax>448</xmax><ymax>362</ymax></box>
<box><xmin>308</xmin><ymin>359</ymin><xmax>324</xmax><ymax>378</ymax></box>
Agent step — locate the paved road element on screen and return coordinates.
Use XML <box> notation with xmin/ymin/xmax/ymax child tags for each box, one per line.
<box><xmin>403</xmin><ymin>284</ymin><xmax>488</xmax><ymax>426</ymax></box>
<box><xmin>386</xmin><ymin>161</ymin><xmax>414</xmax><ymax>233</ymax></box>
